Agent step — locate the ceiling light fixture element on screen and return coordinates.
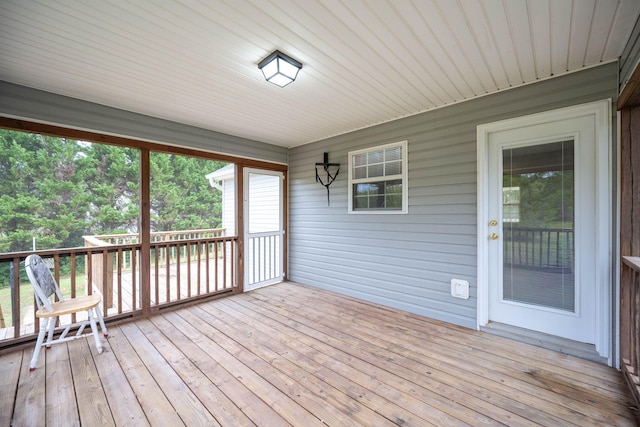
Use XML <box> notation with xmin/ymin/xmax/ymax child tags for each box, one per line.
<box><xmin>258</xmin><ymin>50</ymin><xmax>302</xmax><ymax>87</ymax></box>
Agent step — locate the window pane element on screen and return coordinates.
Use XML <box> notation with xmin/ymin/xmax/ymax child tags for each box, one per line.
<box><xmin>368</xmin><ymin>150</ymin><xmax>384</xmax><ymax>164</ymax></box>
<box><xmin>385</xmin><ymin>179</ymin><xmax>402</xmax><ymax>194</ymax></box>
<box><xmin>385</xmin><ymin>160</ymin><xmax>402</xmax><ymax>176</ymax></box>
<box><xmin>370</xmin><ymin>195</ymin><xmax>385</xmax><ymax>208</ymax></box>
<box><xmin>368</xmin><ymin>163</ymin><xmax>384</xmax><ymax>178</ymax></box>
<box><xmin>502</xmin><ymin>140</ymin><xmax>575</xmax><ymax>312</ymax></box>
<box><xmin>354</xmin><ymin>166</ymin><xmax>367</xmax><ymax>179</ymax></box>
<box><xmin>354</xmin><ymin>183</ymin><xmax>369</xmax><ymax>196</ymax></box>
<box><xmin>354</xmin><ymin>194</ymin><xmax>369</xmax><ymax>209</ymax></box>
<box><xmin>385</xmin><ymin>147</ymin><xmax>401</xmax><ymax>161</ymax></box>
<box><xmin>386</xmin><ymin>193</ymin><xmax>402</xmax><ymax>208</ymax></box>
<box><xmin>353</xmin><ymin>179</ymin><xmax>403</xmax><ymax>210</ymax></box>
<box><xmin>369</xmin><ymin>182</ymin><xmax>384</xmax><ymax>194</ymax></box>
<box><xmin>353</xmin><ymin>153</ymin><xmax>367</xmax><ymax>167</ymax></box>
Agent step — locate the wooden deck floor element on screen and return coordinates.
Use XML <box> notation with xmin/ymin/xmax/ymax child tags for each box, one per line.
<box><xmin>1</xmin><ymin>282</ymin><xmax>637</xmax><ymax>426</ymax></box>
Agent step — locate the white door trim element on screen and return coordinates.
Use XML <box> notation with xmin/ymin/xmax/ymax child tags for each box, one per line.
<box><xmin>477</xmin><ymin>99</ymin><xmax>612</xmax><ymax>362</ymax></box>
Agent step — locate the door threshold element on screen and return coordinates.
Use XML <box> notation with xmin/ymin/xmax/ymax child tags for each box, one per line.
<box><xmin>480</xmin><ymin>322</ymin><xmax>608</xmax><ymax>365</ymax></box>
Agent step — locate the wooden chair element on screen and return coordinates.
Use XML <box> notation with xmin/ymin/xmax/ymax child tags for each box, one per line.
<box><xmin>25</xmin><ymin>254</ymin><xmax>108</xmax><ymax>371</ymax></box>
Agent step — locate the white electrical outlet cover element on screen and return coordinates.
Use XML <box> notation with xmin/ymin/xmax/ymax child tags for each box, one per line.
<box><xmin>450</xmin><ymin>279</ymin><xmax>469</xmax><ymax>299</ymax></box>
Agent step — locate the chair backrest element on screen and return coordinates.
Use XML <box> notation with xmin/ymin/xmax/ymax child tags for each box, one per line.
<box><xmin>25</xmin><ymin>254</ymin><xmax>64</xmax><ymax>313</ymax></box>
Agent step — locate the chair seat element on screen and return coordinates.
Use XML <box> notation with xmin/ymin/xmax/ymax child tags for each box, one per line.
<box><xmin>35</xmin><ymin>294</ymin><xmax>102</xmax><ymax>318</ymax></box>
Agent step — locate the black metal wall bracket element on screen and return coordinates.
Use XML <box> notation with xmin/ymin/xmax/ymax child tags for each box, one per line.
<box><xmin>315</xmin><ymin>152</ymin><xmax>340</xmax><ymax>206</ymax></box>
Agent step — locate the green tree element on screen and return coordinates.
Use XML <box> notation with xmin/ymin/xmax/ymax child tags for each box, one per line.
<box><xmin>150</xmin><ymin>153</ymin><xmax>225</xmax><ymax>231</ymax></box>
<box><xmin>79</xmin><ymin>143</ymin><xmax>140</xmax><ymax>235</ymax></box>
<box><xmin>0</xmin><ymin>131</ymin><xmax>89</xmax><ymax>251</ymax></box>
<box><xmin>508</xmin><ymin>170</ymin><xmax>574</xmax><ymax>228</ymax></box>
<box><xmin>0</xmin><ymin>130</ymin><xmax>38</xmax><ymax>252</ymax></box>
<box><xmin>1</xmin><ymin>129</ymin><xmax>227</xmax><ymax>251</ymax></box>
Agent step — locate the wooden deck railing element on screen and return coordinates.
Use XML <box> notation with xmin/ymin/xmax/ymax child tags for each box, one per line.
<box><xmin>83</xmin><ymin>228</ymin><xmax>226</xmax><ymax>308</ymax></box>
<box><xmin>84</xmin><ymin>228</ymin><xmax>226</xmax><ymax>269</ymax></box>
<box><xmin>503</xmin><ymin>226</ymin><xmax>574</xmax><ymax>271</ymax></box>
<box><xmin>0</xmin><ymin>233</ymin><xmax>237</xmax><ymax>348</ymax></box>
<box><xmin>621</xmin><ymin>256</ymin><xmax>640</xmax><ymax>409</ymax></box>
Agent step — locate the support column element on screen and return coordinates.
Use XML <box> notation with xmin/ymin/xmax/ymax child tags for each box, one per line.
<box><xmin>140</xmin><ymin>149</ymin><xmax>151</xmax><ymax>315</ymax></box>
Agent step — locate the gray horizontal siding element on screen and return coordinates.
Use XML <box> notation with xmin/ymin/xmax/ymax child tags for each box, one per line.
<box><xmin>620</xmin><ymin>16</ymin><xmax>640</xmax><ymax>92</ymax></box>
<box><xmin>288</xmin><ymin>62</ymin><xmax>618</xmax><ymax>329</ymax></box>
<box><xmin>0</xmin><ymin>80</ymin><xmax>288</xmax><ymax>164</ymax></box>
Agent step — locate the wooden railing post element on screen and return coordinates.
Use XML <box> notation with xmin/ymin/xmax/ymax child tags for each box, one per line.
<box><xmin>83</xmin><ymin>236</ymin><xmax>114</xmax><ymax>308</ymax></box>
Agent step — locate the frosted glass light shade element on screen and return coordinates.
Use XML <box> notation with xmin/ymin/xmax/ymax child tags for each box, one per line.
<box><xmin>258</xmin><ymin>50</ymin><xmax>302</xmax><ymax>87</ymax></box>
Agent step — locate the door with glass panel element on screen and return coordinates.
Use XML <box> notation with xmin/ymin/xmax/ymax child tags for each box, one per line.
<box><xmin>487</xmin><ymin>116</ymin><xmax>597</xmax><ymax>343</ymax></box>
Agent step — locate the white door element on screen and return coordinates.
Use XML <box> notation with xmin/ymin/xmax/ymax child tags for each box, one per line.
<box><xmin>478</xmin><ymin>101</ymin><xmax>611</xmax><ymax>354</ymax></box>
<box><xmin>244</xmin><ymin>168</ymin><xmax>284</xmax><ymax>291</ymax></box>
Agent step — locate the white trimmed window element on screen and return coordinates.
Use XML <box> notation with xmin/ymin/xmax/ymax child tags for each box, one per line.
<box><xmin>348</xmin><ymin>141</ymin><xmax>408</xmax><ymax>214</ymax></box>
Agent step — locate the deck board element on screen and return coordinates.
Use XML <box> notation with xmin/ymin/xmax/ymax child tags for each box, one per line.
<box><xmin>45</xmin><ymin>344</ymin><xmax>78</xmax><ymax>425</ymax></box>
<box><xmin>0</xmin><ymin>350</ymin><xmax>23</xmax><ymax>426</ymax></box>
<box><xmin>273</xmin><ymin>285</ymin><xmax>632</xmax><ymax>418</ymax></box>
<box><xmin>266</xmin><ymin>284</ymin><xmax>633</xmax><ymax>425</ymax></box>
<box><xmin>1</xmin><ymin>282</ymin><xmax>637</xmax><ymax>426</ymax></box>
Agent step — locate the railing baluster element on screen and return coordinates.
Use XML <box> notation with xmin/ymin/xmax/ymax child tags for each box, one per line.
<box><xmin>214</xmin><ymin>240</ymin><xmax>219</xmax><ymax>292</ymax></box>
<box><xmin>230</xmin><ymin>238</ymin><xmax>235</xmax><ymax>289</ymax></box>
<box><xmin>12</xmin><ymin>257</ymin><xmax>21</xmax><ymax>339</ymax></box>
<box><xmin>223</xmin><ymin>238</ymin><xmax>227</xmax><ymax>290</ymax></box>
<box><xmin>154</xmin><ymin>246</ymin><xmax>159</xmax><ymax>306</ymax></box>
<box><xmin>197</xmin><ymin>242</ymin><xmax>202</xmax><ymax>296</ymax></box>
<box><xmin>176</xmin><ymin>243</ymin><xmax>181</xmax><ymax>301</ymax></box>
<box><xmin>87</xmin><ymin>249</ymin><xmax>93</xmax><ymax>295</ymax></box>
<box><xmin>186</xmin><ymin>241</ymin><xmax>191</xmax><ymax>298</ymax></box>
<box><xmin>117</xmin><ymin>249</ymin><xmax>123</xmax><ymax>314</ymax></box>
<box><xmin>70</xmin><ymin>254</ymin><xmax>77</xmax><ymax>324</ymax></box>
<box><xmin>165</xmin><ymin>242</ymin><xmax>171</xmax><ymax>305</ymax></box>
<box><xmin>131</xmin><ymin>249</ymin><xmax>137</xmax><ymax>310</ymax></box>
<box><xmin>205</xmin><ymin>241</ymin><xmax>210</xmax><ymax>294</ymax></box>
<box><xmin>517</xmin><ymin>229</ymin><xmax>522</xmax><ymax>265</ymax></box>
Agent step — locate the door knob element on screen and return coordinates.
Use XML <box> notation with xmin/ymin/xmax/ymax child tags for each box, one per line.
<box><xmin>490</xmin><ymin>233</ymin><xmax>499</xmax><ymax>240</ymax></box>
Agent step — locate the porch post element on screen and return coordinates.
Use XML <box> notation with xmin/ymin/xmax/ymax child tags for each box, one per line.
<box><xmin>140</xmin><ymin>149</ymin><xmax>151</xmax><ymax>315</ymax></box>
<box><xmin>618</xmin><ymin>61</ymin><xmax>640</xmax><ymax>411</ymax></box>
<box><xmin>236</xmin><ymin>165</ymin><xmax>244</xmax><ymax>293</ymax></box>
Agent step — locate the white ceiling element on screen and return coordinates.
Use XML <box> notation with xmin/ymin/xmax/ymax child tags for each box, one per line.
<box><xmin>1</xmin><ymin>0</ymin><xmax>639</xmax><ymax>148</ymax></box>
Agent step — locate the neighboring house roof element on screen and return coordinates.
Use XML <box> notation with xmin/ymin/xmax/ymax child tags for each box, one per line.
<box><xmin>206</xmin><ymin>164</ymin><xmax>235</xmax><ymax>190</ymax></box>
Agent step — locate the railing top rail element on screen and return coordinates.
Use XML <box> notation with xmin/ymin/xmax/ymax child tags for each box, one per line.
<box><xmin>85</xmin><ymin>228</ymin><xmax>226</xmax><ymax>241</ymax></box>
<box><xmin>503</xmin><ymin>226</ymin><xmax>574</xmax><ymax>232</ymax></box>
<box><xmin>622</xmin><ymin>256</ymin><xmax>640</xmax><ymax>273</ymax></box>
<box><xmin>0</xmin><ymin>243</ymin><xmax>142</xmax><ymax>261</ymax></box>
<box><xmin>0</xmin><ymin>234</ymin><xmax>239</xmax><ymax>262</ymax></box>
<box><xmin>149</xmin><ymin>235</ymin><xmax>238</xmax><ymax>247</ymax></box>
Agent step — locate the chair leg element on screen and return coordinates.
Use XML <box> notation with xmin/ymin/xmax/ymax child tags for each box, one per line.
<box><xmin>30</xmin><ymin>318</ymin><xmax>48</xmax><ymax>371</ymax></box>
<box><xmin>45</xmin><ymin>316</ymin><xmax>56</xmax><ymax>349</ymax></box>
<box><xmin>88</xmin><ymin>309</ymin><xmax>103</xmax><ymax>354</ymax></box>
<box><xmin>95</xmin><ymin>305</ymin><xmax>108</xmax><ymax>337</ymax></box>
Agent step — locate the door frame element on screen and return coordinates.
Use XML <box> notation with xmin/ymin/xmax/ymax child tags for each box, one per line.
<box><xmin>476</xmin><ymin>99</ymin><xmax>612</xmax><ymax>361</ymax></box>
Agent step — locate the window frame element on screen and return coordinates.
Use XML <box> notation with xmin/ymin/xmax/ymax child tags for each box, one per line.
<box><xmin>347</xmin><ymin>140</ymin><xmax>408</xmax><ymax>214</ymax></box>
